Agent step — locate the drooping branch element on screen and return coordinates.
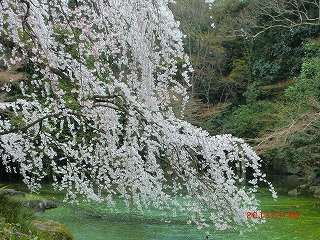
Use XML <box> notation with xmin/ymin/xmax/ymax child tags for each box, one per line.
<box><xmin>19</xmin><ymin>0</ymin><xmax>30</xmax><ymax>23</ymax></box>
<box><xmin>0</xmin><ymin>112</ymin><xmax>62</xmax><ymax>135</ymax></box>
<box><xmin>0</xmin><ymin>0</ymin><xmax>276</xmax><ymax>230</ymax></box>
<box><xmin>92</xmin><ymin>94</ymin><xmax>131</xmax><ymax>115</ymax></box>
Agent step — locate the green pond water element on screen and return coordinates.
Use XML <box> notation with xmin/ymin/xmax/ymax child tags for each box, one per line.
<box><xmin>33</xmin><ymin>187</ymin><xmax>320</xmax><ymax>240</ymax></box>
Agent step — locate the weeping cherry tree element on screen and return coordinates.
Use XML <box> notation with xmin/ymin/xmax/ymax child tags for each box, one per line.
<box><xmin>0</xmin><ymin>0</ymin><xmax>276</xmax><ymax>230</ymax></box>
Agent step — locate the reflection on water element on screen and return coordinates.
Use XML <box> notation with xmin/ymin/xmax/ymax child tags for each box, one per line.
<box><xmin>40</xmin><ymin>187</ymin><xmax>320</xmax><ymax>240</ymax></box>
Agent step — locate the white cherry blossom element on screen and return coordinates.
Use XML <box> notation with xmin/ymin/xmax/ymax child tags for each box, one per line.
<box><xmin>0</xmin><ymin>0</ymin><xmax>276</xmax><ymax>230</ymax></box>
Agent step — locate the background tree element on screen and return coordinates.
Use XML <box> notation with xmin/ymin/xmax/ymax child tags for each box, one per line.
<box><xmin>249</xmin><ymin>0</ymin><xmax>320</xmax><ymax>37</ymax></box>
<box><xmin>170</xmin><ymin>0</ymin><xmax>251</xmax><ymax>138</ymax></box>
<box><xmin>185</xmin><ymin>0</ymin><xmax>320</xmax><ymax>182</ymax></box>
<box><xmin>170</xmin><ymin>0</ymin><xmax>227</xmax><ymax>104</ymax></box>
<box><xmin>210</xmin><ymin>0</ymin><xmax>320</xmax><ymax>38</ymax></box>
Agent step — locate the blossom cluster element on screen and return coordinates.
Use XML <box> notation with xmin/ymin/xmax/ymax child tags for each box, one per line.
<box><xmin>0</xmin><ymin>0</ymin><xmax>276</xmax><ymax>230</ymax></box>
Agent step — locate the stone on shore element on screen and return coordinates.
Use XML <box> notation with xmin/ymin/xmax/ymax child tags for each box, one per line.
<box><xmin>31</xmin><ymin>219</ymin><xmax>73</xmax><ymax>240</ymax></box>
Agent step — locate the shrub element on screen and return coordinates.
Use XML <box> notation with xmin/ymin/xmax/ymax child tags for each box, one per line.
<box><xmin>224</xmin><ymin>101</ymin><xmax>281</xmax><ymax>138</ymax></box>
<box><xmin>0</xmin><ymin>193</ymin><xmax>33</xmax><ymax>226</ymax></box>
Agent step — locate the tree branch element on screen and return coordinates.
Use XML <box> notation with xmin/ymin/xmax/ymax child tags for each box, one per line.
<box><xmin>0</xmin><ymin>112</ymin><xmax>62</xmax><ymax>135</ymax></box>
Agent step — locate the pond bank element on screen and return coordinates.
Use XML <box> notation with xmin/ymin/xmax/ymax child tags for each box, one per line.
<box><xmin>0</xmin><ymin>187</ymin><xmax>73</xmax><ymax>239</ymax></box>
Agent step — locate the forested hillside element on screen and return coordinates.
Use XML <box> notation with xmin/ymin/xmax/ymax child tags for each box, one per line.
<box><xmin>171</xmin><ymin>0</ymin><xmax>320</xmax><ymax>182</ymax></box>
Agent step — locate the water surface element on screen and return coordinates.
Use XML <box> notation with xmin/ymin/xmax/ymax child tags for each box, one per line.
<box><xmin>40</xmin><ymin>187</ymin><xmax>320</xmax><ymax>240</ymax></box>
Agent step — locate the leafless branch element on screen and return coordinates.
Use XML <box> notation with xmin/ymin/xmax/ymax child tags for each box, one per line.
<box><xmin>215</xmin><ymin>0</ymin><xmax>320</xmax><ymax>38</ymax></box>
<box><xmin>249</xmin><ymin>109</ymin><xmax>320</xmax><ymax>154</ymax></box>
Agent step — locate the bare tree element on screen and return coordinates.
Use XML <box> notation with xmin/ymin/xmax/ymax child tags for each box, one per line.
<box><xmin>211</xmin><ymin>0</ymin><xmax>320</xmax><ymax>38</ymax></box>
<box><xmin>250</xmin><ymin>0</ymin><xmax>320</xmax><ymax>37</ymax></box>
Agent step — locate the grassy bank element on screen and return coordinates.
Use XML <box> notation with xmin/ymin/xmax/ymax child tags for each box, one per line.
<box><xmin>0</xmin><ymin>184</ymin><xmax>73</xmax><ymax>240</ymax></box>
